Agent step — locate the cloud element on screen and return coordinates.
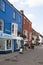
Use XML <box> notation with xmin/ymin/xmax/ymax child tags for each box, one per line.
<box><xmin>8</xmin><ymin>0</ymin><xmax>43</xmax><ymax>8</ymax></box>
<box><xmin>8</xmin><ymin>0</ymin><xmax>18</xmax><ymax>4</ymax></box>
<box><xmin>20</xmin><ymin>0</ymin><xmax>43</xmax><ymax>7</ymax></box>
<box><xmin>25</xmin><ymin>13</ymin><xmax>36</xmax><ymax>22</ymax></box>
<box><xmin>28</xmin><ymin>0</ymin><xmax>43</xmax><ymax>7</ymax></box>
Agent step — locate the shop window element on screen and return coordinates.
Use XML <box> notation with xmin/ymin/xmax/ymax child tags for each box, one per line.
<box><xmin>16</xmin><ymin>40</ymin><xmax>21</xmax><ymax>49</ymax></box>
<box><xmin>0</xmin><ymin>39</ymin><xmax>5</xmax><ymax>50</ymax></box>
<box><xmin>6</xmin><ymin>40</ymin><xmax>11</xmax><ymax>49</ymax></box>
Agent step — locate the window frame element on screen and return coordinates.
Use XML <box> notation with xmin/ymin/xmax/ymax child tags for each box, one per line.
<box><xmin>23</xmin><ymin>30</ymin><xmax>28</xmax><ymax>37</ymax></box>
<box><xmin>0</xmin><ymin>1</ymin><xmax>5</xmax><ymax>12</ymax></box>
<box><xmin>11</xmin><ymin>23</ymin><xmax>18</xmax><ymax>36</ymax></box>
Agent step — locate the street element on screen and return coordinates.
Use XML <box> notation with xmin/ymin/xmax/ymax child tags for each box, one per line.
<box><xmin>0</xmin><ymin>46</ymin><xmax>43</xmax><ymax>65</ymax></box>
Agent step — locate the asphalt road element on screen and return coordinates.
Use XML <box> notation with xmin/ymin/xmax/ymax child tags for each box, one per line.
<box><xmin>0</xmin><ymin>46</ymin><xmax>43</xmax><ymax>65</ymax></box>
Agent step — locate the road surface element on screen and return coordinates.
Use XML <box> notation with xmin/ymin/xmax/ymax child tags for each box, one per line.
<box><xmin>0</xmin><ymin>46</ymin><xmax>43</xmax><ymax>65</ymax></box>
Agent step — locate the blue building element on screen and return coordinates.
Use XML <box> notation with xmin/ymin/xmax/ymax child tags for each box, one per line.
<box><xmin>0</xmin><ymin>0</ymin><xmax>23</xmax><ymax>53</ymax></box>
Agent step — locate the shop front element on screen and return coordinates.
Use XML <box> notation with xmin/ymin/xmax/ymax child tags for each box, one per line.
<box><xmin>0</xmin><ymin>33</ymin><xmax>12</xmax><ymax>53</ymax></box>
<box><xmin>12</xmin><ymin>36</ymin><xmax>23</xmax><ymax>51</ymax></box>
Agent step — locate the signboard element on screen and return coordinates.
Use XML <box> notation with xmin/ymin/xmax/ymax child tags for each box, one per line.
<box><xmin>0</xmin><ymin>33</ymin><xmax>12</xmax><ymax>39</ymax></box>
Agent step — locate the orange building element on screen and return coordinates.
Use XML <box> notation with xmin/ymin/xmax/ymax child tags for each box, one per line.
<box><xmin>20</xmin><ymin>10</ymin><xmax>32</xmax><ymax>45</ymax></box>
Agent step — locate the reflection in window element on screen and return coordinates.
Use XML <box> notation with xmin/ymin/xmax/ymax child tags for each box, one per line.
<box><xmin>0</xmin><ymin>39</ymin><xmax>5</xmax><ymax>50</ymax></box>
<box><xmin>16</xmin><ymin>40</ymin><xmax>21</xmax><ymax>49</ymax></box>
<box><xmin>6</xmin><ymin>40</ymin><xmax>11</xmax><ymax>49</ymax></box>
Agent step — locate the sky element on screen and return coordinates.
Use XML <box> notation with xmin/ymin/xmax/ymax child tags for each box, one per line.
<box><xmin>8</xmin><ymin>0</ymin><xmax>43</xmax><ymax>35</ymax></box>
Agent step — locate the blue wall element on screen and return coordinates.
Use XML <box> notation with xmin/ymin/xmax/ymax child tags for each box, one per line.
<box><xmin>0</xmin><ymin>0</ymin><xmax>22</xmax><ymax>34</ymax></box>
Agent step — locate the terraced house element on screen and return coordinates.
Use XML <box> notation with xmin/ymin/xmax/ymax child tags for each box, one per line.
<box><xmin>0</xmin><ymin>0</ymin><xmax>23</xmax><ymax>53</ymax></box>
<box><xmin>20</xmin><ymin>10</ymin><xmax>32</xmax><ymax>47</ymax></box>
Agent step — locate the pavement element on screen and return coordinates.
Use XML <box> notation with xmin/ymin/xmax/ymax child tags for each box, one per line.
<box><xmin>0</xmin><ymin>46</ymin><xmax>43</xmax><ymax>65</ymax></box>
<box><xmin>0</xmin><ymin>52</ymin><xmax>19</xmax><ymax>61</ymax></box>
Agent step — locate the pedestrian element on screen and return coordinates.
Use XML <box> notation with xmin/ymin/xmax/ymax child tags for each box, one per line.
<box><xmin>19</xmin><ymin>40</ymin><xmax>24</xmax><ymax>54</ymax></box>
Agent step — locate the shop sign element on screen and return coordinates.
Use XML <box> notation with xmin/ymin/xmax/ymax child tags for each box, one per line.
<box><xmin>0</xmin><ymin>33</ymin><xmax>12</xmax><ymax>39</ymax></box>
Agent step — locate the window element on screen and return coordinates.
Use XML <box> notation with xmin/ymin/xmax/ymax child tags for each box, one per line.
<box><xmin>6</xmin><ymin>40</ymin><xmax>11</xmax><ymax>49</ymax></box>
<box><xmin>23</xmin><ymin>30</ymin><xmax>28</xmax><ymax>37</ymax></box>
<box><xmin>0</xmin><ymin>39</ymin><xmax>5</xmax><ymax>50</ymax></box>
<box><xmin>2</xmin><ymin>1</ymin><xmax>5</xmax><ymax>11</ymax></box>
<box><xmin>0</xmin><ymin>22</ymin><xmax>2</xmax><ymax>30</ymax></box>
<box><xmin>0</xmin><ymin>1</ymin><xmax>5</xmax><ymax>11</ymax></box>
<box><xmin>16</xmin><ymin>40</ymin><xmax>21</xmax><ymax>49</ymax></box>
<box><xmin>12</xmin><ymin>23</ymin><xmax>18</xmax><ymax>36</ymax></box>
<box><xmin>13</xmin><ymin>12</ymin><xmax>15</xmax><ymax>19</ymax></box>
<box><xmin>12</xmin><ymin>24</ymin><xmax>14</xmax><ymax>34</ymax></box>
<box><xmin>0</xmin><ymin>20</ymin><xmax>3</xmax><ymax>32</ymax></box>
<box><xmin>24</xmin><ymin>21</ymin><xmax>25</xmax><ymax>24</ymax></box>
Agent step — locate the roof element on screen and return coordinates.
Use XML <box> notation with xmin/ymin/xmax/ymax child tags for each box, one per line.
<box><xmin>32</xmin><ymin>28</ymin><xmax>39</xmax><ymax>36</ymax></box>
<box><xmin>5</xmin><ymin>0</ymin><xmax>22</xmax><ymax>16</ymax></box>
<box><xmin>23</xmin><ymin>14</ymin><xmax>32</xmax><ymax>24</ymax></box>
<box><xmin>32</xmin><ymin>28</ymin><xmax>43</xmax><ymax>38</ymax></box>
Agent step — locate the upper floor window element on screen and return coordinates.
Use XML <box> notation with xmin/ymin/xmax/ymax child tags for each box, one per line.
<box><xmin>0</xmin><ymin>1</ymin><xmax>5</xmax><ymax>11</ymax></box>
<box><xmin>12</xmin><ymin>23</ymin><xmax>14</xmax><ymax>34</ymax></box>
<box><xmin>13</xmin><ymin>12</ymin><xmax>16</xmax><ymax>19</ymax></box>
<box><xmin>23</xmin><ymin>30</ymin><xmax>28</xmax><ymax>38</ymax></box>
<box><xmin>12</xmin><ymin>23</ymin><xmax>18</xmax><ymax>36</ymax></box>
<box><xmin>24</xmin><ymin>21</ymin><xmax>26</xmax><ymax>24</ymax></box>
<box><xmin>0</xmin><ymin>20</ymin><xmax>3</xmax><ymax>32</ymax></box>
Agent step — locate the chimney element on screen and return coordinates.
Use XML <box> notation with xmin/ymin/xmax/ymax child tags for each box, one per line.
<box><xmin>20</xmin><ymin>10</ymin><xmax>24</xmax><ymax>15</ymax></box>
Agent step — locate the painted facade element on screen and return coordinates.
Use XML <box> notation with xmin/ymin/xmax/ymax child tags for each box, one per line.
<box><xmin>32</xmin><ymin>29</ymin><xmax>40</xmax><ymax>45</ymax></box>
<box><xmin>20</xmin><ymin>10</ymin><xmax>32</xmax><ymax>46</ymax></box>
<box><xmin>0</xmin><ymin>0</ymin><xmax>23</xmax><ymax>53</ymax></box>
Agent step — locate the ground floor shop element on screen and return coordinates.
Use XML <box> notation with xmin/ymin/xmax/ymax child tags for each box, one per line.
<box><xmin>0</xmin><ymin>33</ymin><xmax>23</xmax><ymax>53</ymax></box>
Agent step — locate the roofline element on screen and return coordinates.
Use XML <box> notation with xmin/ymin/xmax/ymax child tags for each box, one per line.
<box><xmin>23</xmin><ymin>14</ymin><xmax>32</xmax><ymax>24</ymax></box>
<box><xmin>32</xmin><ymin>28</ymin><xmax>43</xmax><ymax>37</ymax></box>
<box><xmin>6</xmin><ymin>0</ymin><xmax>22</xmax><ymax>16</ymax></box>
<box><xmin>5</xmin><ymin>0</ymin><xmax>32</xmax><ymax>24</ymax></box>
<box><xmin>32</xmin><ymin>28</ymin><xmax>39</xmax><ymax>35</ymax></box>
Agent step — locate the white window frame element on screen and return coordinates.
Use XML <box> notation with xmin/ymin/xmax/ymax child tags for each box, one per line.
<box><xmin>11</xmin><ymin>23</ymin><xmax>18</xmax><ymax>36</ymax></box>
<box><xmin>0</xmin><ymin>19</ymin><xmax>4</xmax><ymax>33</ymax></box>
<box><xmin>5</xmin><ymin>40</ymin><xmax>12</xmax><ymax>50</ymax></box>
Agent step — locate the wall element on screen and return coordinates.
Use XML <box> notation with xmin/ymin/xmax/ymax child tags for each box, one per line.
<box><xmin>22</xmin><ymin>15</ymin><xmax>32</xmax><ymax>43</ymax></box>
<box><xmin>0</xmin><ymin>0</ymin><xmax>22</xmax><ymax>35</ymax></box>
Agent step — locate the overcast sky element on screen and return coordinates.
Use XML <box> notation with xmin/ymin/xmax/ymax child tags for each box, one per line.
<box><xmin>8</xmin><ymin>0</ymin><xmax>43</xmax><ymax>35</ymax></box>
